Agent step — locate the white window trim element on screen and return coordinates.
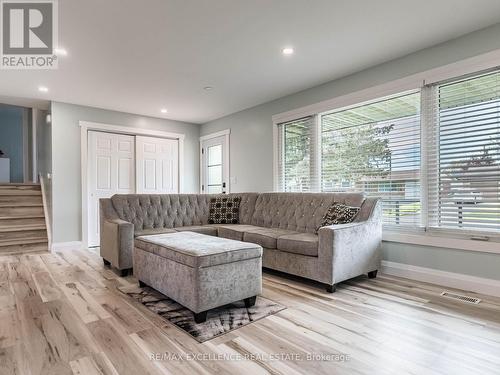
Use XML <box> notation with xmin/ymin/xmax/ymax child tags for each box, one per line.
<box><xmin>80</xmin><ymin>121</ymin><xmax>185</xmax><ymax>249</ymax></box>
<box><xmin>272</xmin><ymin>49</ymin><xmax>500</xmax><ymax>249</ymax></box>
<box><xmin>199</xmin><ymin>129</ymin><xmax>230</xmax><ymax>194</ymax></box>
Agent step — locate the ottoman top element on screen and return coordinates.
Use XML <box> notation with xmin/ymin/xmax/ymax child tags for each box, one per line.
<box><xmin>135</xmin><ymin>231</ymin><xmax>262</xmax><ymax>268</ymax></box>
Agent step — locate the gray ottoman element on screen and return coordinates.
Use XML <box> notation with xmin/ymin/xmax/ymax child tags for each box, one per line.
<box><xmin>133</xmin><ymin>231</ymin><xmax>263</xmax><ymax>323</ymax></box>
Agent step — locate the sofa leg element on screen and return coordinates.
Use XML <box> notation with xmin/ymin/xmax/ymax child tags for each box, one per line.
<box><xmin>244</xmin><ymin>296</ymin><xmax>257</xmax><ymax>308</ymax></box>
<box><xmin>193</xmin><ymin>311</ymin><xmax>208</xmax><ymax>324</ymax></box>
<box><xmin>368</xmin><ymin>270</ymin><xmax>378</xmax><ymax>279</ymax></box>
<box><xmin>325</xmin><ymin>284</ymin><xmax>337</xmax><ymax>293</ymax></box>
<box><xmin>139</xmin><ymin>280</ymin><xmax>147</xmax><ymax>288</ymax></box>
<box><xmin>103</xmin><ymin>259</ymin><xmax>111</xmax><ymax>267</ymax></box>
<box><xmin>118</xmin><ymin>268</ymin><xmax>130</xmax><ymax>277</ymax></box>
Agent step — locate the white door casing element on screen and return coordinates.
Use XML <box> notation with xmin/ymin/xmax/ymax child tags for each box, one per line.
<box><xmin>200</xmin><ymin>130</ymin><xmax>230</xmax><ymax>194</ymax></box>
<box><xmin>136</xmin><ymin>136</ymin><xmax>179</xmax><ymax>194</ymax></box>
<box><xmin>87</xmin><ymin>131</ymin><xmax>135</xmax><ymax>247</ymax></box>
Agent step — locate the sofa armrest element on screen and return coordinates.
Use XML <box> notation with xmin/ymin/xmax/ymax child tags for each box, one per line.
<box><xmin>100</xmin><ymin>218</ymin><xmax>134</xmax><ymax>270</ymax></box>
<box><xmin>318</xmin><ymin>200</ymin><xmax>382</xmax><ymax>284</ymax></box>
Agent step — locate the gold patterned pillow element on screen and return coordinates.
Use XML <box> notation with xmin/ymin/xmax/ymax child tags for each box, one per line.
<box><xmin>316</xmin><ymin>202</ymin><xmax>360</xmax><ymax>233</ymax></box>
<box><xmin>208</xmin><ymin>196</ymin><xmax>241</xmax><ymax>224</ymax></box>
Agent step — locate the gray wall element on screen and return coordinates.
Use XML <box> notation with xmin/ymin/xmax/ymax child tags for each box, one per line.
<box><xmin>201</xmin><ymin>23</ymin><xmax>500</xmax><ymax>280</ymax></box>
<box><xmin>383</xmin><ymin>243</ymin><xmax>500</xmax><ymax>281</ymax></box>
<box><xmin>51</xmin><ymin>102</ymin><xmax>200</xmax><ymax>243</ymax></box>
<box><xmin>0</xmin><ymin>104</ymin><xmax>25</xmax><ymax>183</ymax></box>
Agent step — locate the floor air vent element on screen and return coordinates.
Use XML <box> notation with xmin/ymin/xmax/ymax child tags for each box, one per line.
<box><xmin>440</xmin><ymin>291</ymin><xmax>481</xmax><ymax>304</ymax></box>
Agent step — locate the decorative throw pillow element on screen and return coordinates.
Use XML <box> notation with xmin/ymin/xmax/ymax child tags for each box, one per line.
<box><xmin>208</xmin><ymin>196</ymin><xmax>241</xmax><ymax>224</ymax></box>
<box><xmin>316</xmin><ymin>202</ymin><xmax>360</xmax><ymax>233</ymax></box>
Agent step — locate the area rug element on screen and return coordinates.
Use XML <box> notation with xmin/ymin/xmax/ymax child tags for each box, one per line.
<box><xmin>118</xmin><ymin>284</ymin><xmax>286</xmax><ymax>342</ymax></box>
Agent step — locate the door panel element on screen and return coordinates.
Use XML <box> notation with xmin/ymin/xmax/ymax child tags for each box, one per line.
<box><xmin>201</xmin><ymin>135</ymin><xmax>228</xmax><ymax>194</ymax></box>
<box><xmin>88</xmin><ymin>131</ymin><xmax>135</xmax><ymax>247</ymax></box>
<box><xmin>136</xmin><ymin>136</ymin><xmax>179</xmax><ymax>194</ymax></box>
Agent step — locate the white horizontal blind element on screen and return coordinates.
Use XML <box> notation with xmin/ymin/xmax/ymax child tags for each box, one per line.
<box><xmin>321</xmin><ymin>92</ymin><xmax>421</xmax><ymax>228</ymax></box>
<box><xmin>276</xmin><ymin>116</ymin><xmax>317</xmax><ymax>192</ymax></box>
<box><xmin>427</xmin><ymin>70</ymin><xmax>500</xmax><ymax>233</ymax></box>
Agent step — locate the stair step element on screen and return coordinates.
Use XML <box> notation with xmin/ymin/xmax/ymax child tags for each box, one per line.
<box><xmin>0</xmin><ymin>184</ymin><xmax>41</xmax><ymax>190</ymax></box>
<box><xmin>0</xmin><ymin>206</ymin><xmax>44</xmax><ymax>217</ymax></box>
<box><xmin>0</xmin><ymin>189</ymin><xmax>42</xmax><ymax>196</ymax></box>
<box><xmin>0</xmin><ymin>203</ymin><xmax>43</xmax><ymax>208</ymax></box>
<box><xmin>0</xmin><ymin>229</ymin><xmax>47</xmax><ymax>241</ymax></box>
<box><xmin>0</xmin><ymin>237</ymin><xmax>47</xmax><ymax>246</ymax></box>
<box><xmin>0</xmin><ymin>237</ymin><xmax>48</xmax><ymax>255</ymax></box>
<box><xmin>0</xmin><ymin>195</ymin><xmax>42</xmax><ymax>204</ymax></box>
<box><xmin>0</xmin><ymin>224</ymin><xmax>46</xmax><ymax>232</ymax></box>
<box><xmin>0</xmin><ymin>217</ymin><xmax>45</xmax><ymax>226</ymax></box>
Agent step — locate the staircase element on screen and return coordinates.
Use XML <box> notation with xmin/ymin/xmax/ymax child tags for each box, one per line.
<box><xmin>0</xmin><ymin>184</ymin><xmax>49</xmax><ymax>255</ymax></box>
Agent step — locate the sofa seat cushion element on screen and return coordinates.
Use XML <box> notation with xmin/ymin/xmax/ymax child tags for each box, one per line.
<box><xmin>134</xmin><ymin>228</ymin><xmax>176</xmax><ymax>237</ymax></box>
<box><xmin>243</xmin><ymin>227</ymin><xmax>299</xmax><ymax>249</ymax></box>
<box><xmin>135</xmin><ymin>232</ymin><xmax>262</xmax><ymax>268</ymax></box>
<box><xmin>277</xmin><ymin>232</ymin><xmax>319</xmax><ymax>257</ymax></box>
<box><xmin>174</xmin><ymin>225</ymin><xmax>218</xmax><ymax>236</ymax></box>
<box><xmin>218</xmin><ymin>224</ymin><xmax>262</xmax><ymax>241</ymax></box>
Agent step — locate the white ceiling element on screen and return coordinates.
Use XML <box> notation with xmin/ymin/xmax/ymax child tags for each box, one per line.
<box><xmin>1</xmin><ymin>0</ymin><xmax>500</xmax><ymax>124</ymax></box>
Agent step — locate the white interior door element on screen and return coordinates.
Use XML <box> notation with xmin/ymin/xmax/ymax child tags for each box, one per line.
<box><xmin>201</xmin><ymin>135</ymin><xmax>228</xmax><ymax>194</ymax></box>
<box><xmin>136</xmin><ymin>136</ymin><xmax>179</xmax><ymax>194</ymax></box>
<box><xmin>88</xmin><ymin>131</ymin><xmax>135</xmax><ymax>247</ymax></box>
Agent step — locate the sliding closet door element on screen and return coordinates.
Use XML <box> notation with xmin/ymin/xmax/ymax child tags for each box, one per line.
<box><xmin>88</xmin><ymin>131</ymin><xmax>135</xmax><ymax>247</ymax></box>
<box><xmin>136</xmin><ymin>136</ymin><xmax>179</xmax><ymax>194</ymax></box>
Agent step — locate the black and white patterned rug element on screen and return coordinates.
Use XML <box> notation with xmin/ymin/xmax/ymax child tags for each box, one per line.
<box><xmin>118</xmin><ymin>284</ymin><xmax>286</xmax><ymax>343</ymax></box>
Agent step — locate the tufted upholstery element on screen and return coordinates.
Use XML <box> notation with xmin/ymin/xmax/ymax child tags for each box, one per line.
<box><xmin>251</xmin><ymin>192</ymin><xmax>365</xmax><ymax>233</ymax></box>
<box><xmin>100</xmin><ymin>191</ymin><xmax>382</xmax><ymax>288</ymax></box>
<box><xmin>110</xmin><ymin>193</ymin><xmax>258</xmax><ymax>232</ymax></box>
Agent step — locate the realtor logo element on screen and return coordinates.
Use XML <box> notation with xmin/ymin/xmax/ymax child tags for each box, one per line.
<box><xmin>1</xmin><ymin>0</ymin><xmax>58</xmax><ymax>69</ymax></box>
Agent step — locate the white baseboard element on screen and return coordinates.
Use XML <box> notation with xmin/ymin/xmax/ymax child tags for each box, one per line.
<box><xmin>51</xmin><ymin>241</ymin><xmax>83</xmax><ymax>251</ymax></box>
<box><xmin>381</xmin><ymin>260</ymin><xmax>500</xmax><ymax>298</ymax></box>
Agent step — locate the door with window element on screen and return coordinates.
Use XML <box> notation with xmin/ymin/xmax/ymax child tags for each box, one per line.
<box><xmin>201</xmin><ymin>134</ymin><xmax>229</xmax><ymax>194</ymax></box>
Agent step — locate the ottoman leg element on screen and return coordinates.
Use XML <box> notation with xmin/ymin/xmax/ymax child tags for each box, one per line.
<box><xmin>244</xmin><ymin>296</ymin><xmax>257</xmax><ymax>308</ymax></box>
<box><xmin>325</xmin><ymin>283</ymin><xmax>337</xmax><ymax>293</ymax></box>
<box><xmin>103</xmin><ymin>259</ymin><xmax>111</xmax><ymax>267</ymax></box>
<box><xmin>193</xmin><ymin>311</ymin><xmax>208</xmax><ymax>324</ymax></box>
<box><xmin>139</xmin><ymin>280</ymin><xmax>147</xmax><ymax>288</ymax></box>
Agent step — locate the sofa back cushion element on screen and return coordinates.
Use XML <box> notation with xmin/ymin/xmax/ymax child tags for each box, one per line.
<box><xmin>251</xmin><ymin>192</ymin><xmax>365</xmax><ymax>233</ymax></box>
<box><xmin>110</xmin><ymin>193</ymin><xmax>258</xmax><ymax>231</ymax></box>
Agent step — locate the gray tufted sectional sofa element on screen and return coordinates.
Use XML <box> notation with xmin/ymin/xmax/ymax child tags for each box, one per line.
<box><xmin>100</xmin><ymin>192</ymin><xmax>382</xmax><ymax>291</ymax></box>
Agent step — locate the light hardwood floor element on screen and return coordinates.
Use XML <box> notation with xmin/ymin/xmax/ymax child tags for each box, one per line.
<box><xmin>1</xmin><ymin>248</ymin><xmax>499</xmax><ymax>375</ymax></box>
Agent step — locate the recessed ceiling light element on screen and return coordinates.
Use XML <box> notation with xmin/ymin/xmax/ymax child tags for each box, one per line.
<box><xmin>160</xmin><ymin>108</ymin><xmax>168</xmax><ymax>113</ymax></box>
<box><xmin>282</xmin><ymin>47</ymin><xmax>294</xmax><ymax>55</ymax></box>
<box><xmin>203</xmin><ymin>86</ymin><xmax>213</xmax><ymax>91</ymax></box>
<box><xmin>54</xmin><ymin>48</ymin><xmax>67</xmax><ymax>56</ymax></box>
<box><xmin>38</xmin><ymin>86</ymin><xmax>49</xmax><ymax>93</ymax></box>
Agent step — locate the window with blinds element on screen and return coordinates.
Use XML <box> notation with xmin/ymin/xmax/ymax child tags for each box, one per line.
<box><xmin>276</xmin><ymin>116</ymin><xmax>316</xmax><ymax>192</ymax></box>
<box><xmin>276</xmin><ymin>67</ymin><xmax>500</xmax><ymax>236</ymax></box>
<box><xmin>321</xmin><ymin>92</ymin><xmax>421</xmax><ymax>227</ymax></box>
<box><xmin>427</xmin><ymin>70</ymin><xmax>500</xmax><ymax>233</ymax></box>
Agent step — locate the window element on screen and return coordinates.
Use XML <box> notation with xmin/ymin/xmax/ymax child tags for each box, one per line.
<box><xmin>321</xmin><ymin>92</ymin><xmax>421</xmax><ymax>227</ymax></box>
<box><xmin>276</xmin><ymin>68</ymin><xmax>500</xmax><ymax>236</ymax></box>
<box><xmin>276</xmin><ymin>116</ymin><xmax>316</xmax><ymax>192</ymax></box>
<box><xmin>426</xmin><ymin>70</ymin><xmax>500</xmax><ymax>233</ymax></box>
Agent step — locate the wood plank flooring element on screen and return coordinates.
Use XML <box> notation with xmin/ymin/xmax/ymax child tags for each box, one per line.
<box><xmin>1</xmin><ymin>247</ymin><xmax>499</xmax><ymax>375</ymax></box>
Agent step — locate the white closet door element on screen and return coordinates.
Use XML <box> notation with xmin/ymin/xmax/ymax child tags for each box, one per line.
<box><xmin>88</xmin><ymin>131</ymin><xmax>135</xmax><ymax>247</ymax></box>
<box><xmin>136</xmin><ymin>136</ymin><xmax>179</xmax><ymax>194</ymax></box>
